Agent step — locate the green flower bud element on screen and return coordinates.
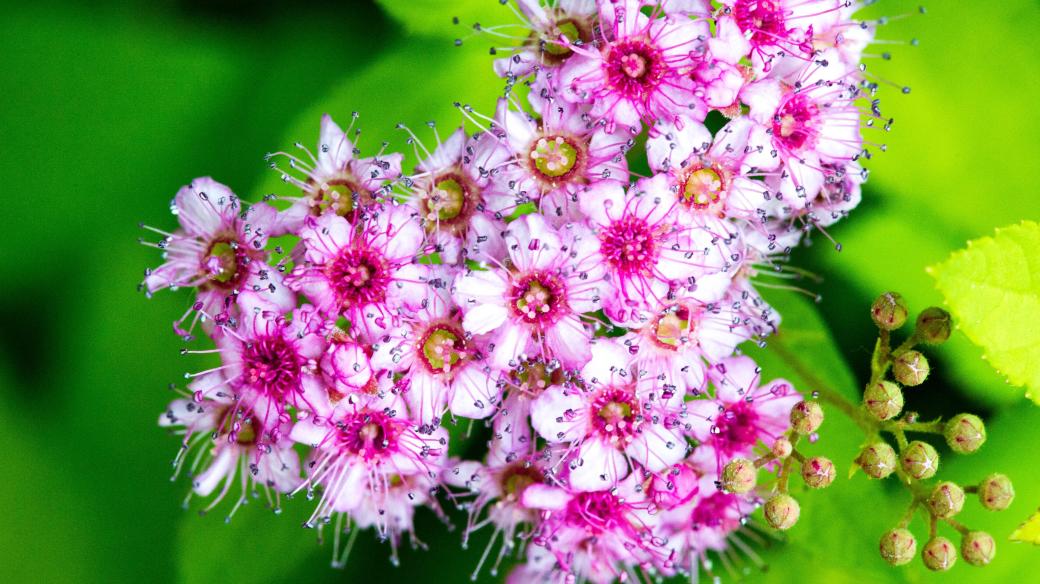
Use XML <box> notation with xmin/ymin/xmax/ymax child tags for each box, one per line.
<box><xmin>872</xmin><ymin>292</ymin><xmax>909</xmax><ymax>330</ymax></box>
<box><xmin>927</xmin><ymin>481</ymin><xmax>965</xmax><ymax>519</ymax></box>
<box><xmin>961</xmin><ymin>531</ymin><xmax>996</xmax><ymax>566</ymax></box>
<box><xmin>944</xmin><ymin>413</ymin><xmax>986</xmax><ymax>454</ymax></box>
<box><xmin>978</xmin><ymin>473</ymin><xmax>1014</xmax><ymax>511</ymax></box>
<box><xmin>790</xmin><ymin>400</ymin><xmax>824</xmax><ymax>435</ymax></box>
<box><xmin>901</xmin><ymin>441</ymin><xmax>940</xmax><ymax>480</ymax></box>
<box><xmin>720</xmin><ymin>457</ymin><xmax>756</xmax><ymax>494</ymax></box>
<box><xmin>857</xmin><ymin>442</ymin><xmax>897</xmax><ymax>479</ymax></box>
<box><xmin>893</xmin><ymin>350</ymin><xmax>929</xmax><ymax>386</ymax></box>
<box><xmin>879</xmin><ymin>528</ymin><xmax>917</xmax><ymax>566</ymax></box>
<box><xmin>764</xmin><ymin>494</ymin><xmax>800</xmax><ymax>530</ymax></box>
<box><xmin>922</xmin><ymin>536</ymin><xmax>957</xmax><ymax>571</ymax></box>
<box><xmin>771</xmin><ymin>437</ymin><xmax>793</xmax><ymax>459</ymax></box>
<box><xmin>800</xmin><ymin>456</ymin><xmax>836</xmax><ymax>489</ymax></box>
<box><xmin>863</xmin><ymin>380</ymin><xmax>904</xmax><ymax>421</ymax></box>
<box><xmin>916</xmin><ymin>307</ymin><xmax>951</xmax><ymax>344</ymax></box>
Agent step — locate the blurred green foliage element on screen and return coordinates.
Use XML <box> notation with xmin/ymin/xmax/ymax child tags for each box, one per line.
<box><xmin>0</xmin><ymin>1</ymin><xmax>1037</xmax><ymax>583</ymax></box>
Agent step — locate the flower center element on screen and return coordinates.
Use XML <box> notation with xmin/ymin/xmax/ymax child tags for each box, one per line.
<box><xmin>599</xmin><ymin>216</ymin><xmax>659</xmax><ymax>275</ymax></box>
<box><xmin>325</xmin><ymin>245</ymin><xmax>390</xmax><ymax>310</ymax></box>
<box><xmin>501</xmin><ymin>464</ymin><xmax>541</xmax><ymax>501</ymax></box>
<box><xmin>654</xmin><ymin>307</ymin><xmax>692</xmax><ymax>349</ymax></box>
<box><xmin>772</xmin><ymin>94</ymin><xmax>820</xmax><ymax>153</ymax></box>
<box><xmin>510</xmin><ymin>273</ymin><xmax>567</xmax><ymax>325</ymax></box>
<box><xmin>681</xmin><ymin>167</ymin><xmax>726</xmax><ymax>211</ymax></box>
<box><xmin>509</xmin><ymin>358</ymin><xmax>563</xmax><ymax>398</ymax></box>
<box><xmin>425</xmin><ymin>175</ymin><xmax>468</xmax><ymax>222</ymax></box>
<box><xmin>734</xmin><ymin>0</ymin><xmax>788</xmax><ymax>46</ymax></box>
<box><xmin>419</xmin><ymin>324</ymin><xmax>466</xmax><ymax>374</ymax></box>
<box><xmin>712</xmin><ymin>401</ymin><xmax>761</xmax><ymax>454</ymax></box>
<box><xmin>567</xmin><ymin>491</ymin><xmax>624</xmax><ymax>532</ymax></box>
<box><xmin>310</xmin><ymin>175</ymin><xmax>368</xmax><ymax>216</ymax></box>
<box><xmin>529</xmin><ymin>135</ymin><xmax>580</xmax><ymax>179</ymax></box>
<box><xmin>605</xmin><ymin>40</ymin><xmax>662</xmax><ymax>97</ymax></box>
<box><xmin>204</xmin><ymin>240</ymin><xmax>241</xmax><ymax>285</ymax></box>
<box><xmin>339</xmin><ymin>413</ymin><xmax>395</xmax><ymax>460</ymax></box>
<box><xmin>543</xmin><ymin>18</ymin><xmax>581</xmax><ymax>57</ymax></box>
<box><xmin>242</xmin><ymin>336</ymin><xmax>301</xmax><ymax>401</ymax></box>
<box><xmin>591</xmin><ymin>388</ymin><xmax>641</xmax><ymax>444</ymax></box>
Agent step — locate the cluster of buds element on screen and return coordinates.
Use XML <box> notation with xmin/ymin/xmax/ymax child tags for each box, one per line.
<box><xmin>863</xmin><ymin>292</ymin><xmax>1013</xmax><ymax>572</ymax></box>
<box><xmin>139</xmin><ymin>1</ymin><xmax>915</xmax><ymax>581</ymax></box>
<box><xmin>753</xmin><ymin>290</ymin><xmax>1014</xmax><ymax>572</ymax></box>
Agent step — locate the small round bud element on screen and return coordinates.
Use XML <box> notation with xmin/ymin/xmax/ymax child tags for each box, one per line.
<box><xmin>893</xmin><ymin>350</ymin><xmax>930</xmax><ymax>386</ymax></box>
<box><xmin>857</xmin><ymin>442</ymin><xmax>897</xmax><ymax>479</ymax></box>
<box><xmin>901</xmin><ymin>440</ymin><xmax>940</xmax><ymax>480</ymax></box>
<box><xmin>771</xmin><ymin>437</ymin><xmax>793</xmax><ymax>459</ymax></box>
<box><xmin>916</xmin><ymin>307</ymin><xmax>951</xmax><ymax>344</ymax></box>
<box><xmin>879</xmin><ymin>528</ymin><xmax>917</xmax><ymax>566</ymax></box>
<box><xmin>926</xmin><ymin>481</ymin><xmax>965</xmax><ymax>519</ymax></box>
<box><xmin>944</xmin><ymin>413</ymin><xmax>986</xmax><ymax>454</ymax></box>
<box><xmin>922</xmin><ymin>536</ymin><xmax>957</xmax><ymax>571</ymax></box>
<box><xmin>872</xmin><ymin>292</ymin><xmax>909</xmax><ymax>330</ymax></box>
<box><xmin>790</xmin><ymin>400</ymin><xmax>824</xmax><ymax>435</ymax></box>
<box><xmin>863</xmin><ymin>380</ymin><xmax>904</xmax><ymax>421</ymax></box>
<box><xmin>764</xmin><ymin>494</ymin><xmax>800</xmax><ymax>530</ymax></box>
<box><xmin>978</xmin><ymin>473</ymin><xmax>1015</xmax><ymax>511</ymax></box>
<box><xmin>800</xmin><ymin>456</ymin><xmax>836</xmax><ymax>489</ymax></box>
<box><xmin>961</xmin><ymin>531</ymin><xmax>996</xmax><ymax>566</ymax></box>
<box><xmin>720</xmin><ymin>458</ymin><xmax>757</xmax><ymax>494</ymax></box>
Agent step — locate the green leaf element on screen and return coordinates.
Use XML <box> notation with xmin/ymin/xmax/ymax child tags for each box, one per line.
<box><xmin>376</xmin><ymin>0</ymin><xmax>493</xmax><ymax>37</ymax></box>
<box><xmin>1010</xmin><ymin>508</ymin><xmax>1040</xmax><ymax>545</ymax></box>
<box><xmin>928</xmin><ymin>221</ymin><xmax>1040</xmax><ymax>404</ymax></box>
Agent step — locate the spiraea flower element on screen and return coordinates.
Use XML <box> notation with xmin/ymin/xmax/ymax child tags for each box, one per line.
<box><xmin>142</xmin><ymin>0</ymin><xmax>909</xmax><ymax>578</ymax></box>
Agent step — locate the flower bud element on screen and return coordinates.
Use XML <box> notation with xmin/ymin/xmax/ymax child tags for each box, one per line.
<box><xmin>961</xmin><ymin>531</ymin><xmax>996</xmax><ymax>566</ymax></box>
<box><xmin>771</xmin><ymin>437</ymin><xmax>793</xmax><ymax>459</ymax></box>
<box><xmin>872</xmin><ymin>292</ymin><xmax>909</xmax><ymax>330</ymax></box>
<box><xmin>800</xmin><ymin>456</ymin><xmax>836</xmax><ymax>489</ymax></box>
<box><xmin>893</xmin><ymin>351</ymin><xmax>929</xmax><ymax>386</ymax></box>
<box><xmin>879</xmin><ymin>528</ymin><xmax>916</xmax><ymax>566</ymax></box>
<box><xmin>944</xmin><ymin>413</ymin><xmax>986</xmax><ymax>454</ymax></box>
<box><xmin>764</xmin><ymin>494</ymin><xmax>800</xmax><ymax>530</ymax></box>
<box><xmin>863</xmin><ymin>380</ymin><xmax>904</xmax><ymax>421</ymax></box>
<box><xmin>901</xmin><ymin>441</ymin><xmax>939</xmax><ymax>480</ymax></box>
<box><xmin>922</xmin><ymin>536</ymin><xmax>957</xmax><ymax>571</ymax></box>
<box><xmin>926</xmin><ymin>481</ymin><xmax>965</xmax><ymax>519</ymax></box>
<box><xmin>978</xmin><ymin>473</ymin><xmax>1014</xmax><ymax>511</ymax></box>
<box><xmin>916</xmin><ymin>307</ymin><xmax>951</xmax><ymax>344</ymax></box>
<box><xmin>720</xmin><ymin>457</ymin><xmax>756</xmax><ymax>494</ymax></box>
<box><xmin>857</xmin><ymin>442</ymin><xmax>897</xmax><ymax>479</ymax></box>
<box><xmin>790</xmin><ymin>400</ymin><xmax>824</xmax><ymax>435</ymax></box>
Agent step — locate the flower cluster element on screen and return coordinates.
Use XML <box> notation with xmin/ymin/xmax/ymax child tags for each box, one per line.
<box><xmin>141</xmin><ymin>1</ymin><xmax>900</xmax><ymax>581</ymax></box>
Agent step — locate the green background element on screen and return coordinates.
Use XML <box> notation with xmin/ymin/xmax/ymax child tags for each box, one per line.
<box><xmin>1</xmin><ymin>0</ymin><xmax>1037</xmax><ymax>582</ymax></box>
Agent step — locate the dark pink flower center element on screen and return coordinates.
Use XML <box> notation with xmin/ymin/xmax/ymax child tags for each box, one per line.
<box><xmin>591</xmin><ymin>387</ymin><xmax>642</xmax><ymax>444</ymax></box>
<box><xmin>734</xmin><ymin>0</ymin><xmax>788</xmax><ymax>47</ymax></box>
<box><xmin>605</xmin><ymin>39</ymin><xmax>664</xmax><ymax>98</ymax></box>
<box><xmin>567</xmin><ymin>491</ymin><xmax>626</xmax><ymax>533</ymax></box>
<box><xmin>325</xmin><ymin>244</ymin><xmax>390</xmax><ymax>310</ymax></box>
<box><xmin>242</xmin><ymin>335</ymin><xmax>301</xmax><ymax>401</ymax></box>
<box><xmin>711</xmin><ymin>401</ymin><xmax>761</xmax><ymax>454</ymax></box>
<box><xmin>772</xmin><ymin>93</ymin><xmax>820</xmax><ymax>153</ymax></box>
<box><xmin>510</xmin><ymin>271</ymin><xmax>568</xmax><ymax>325</ymax></box>
<box><xmin>338</xmin><ymin>412</ymin><xmax>397</xmax><ymax>460</ymax></box>
<box><xmin>691</xmin><ymin>491</ymin><xmax>736</xmax><ymax>528</ymax></box>
<box><xmin>600</xmin><ymin>216</ymin><xmax>660</xmax><ymax>276</ymax></box>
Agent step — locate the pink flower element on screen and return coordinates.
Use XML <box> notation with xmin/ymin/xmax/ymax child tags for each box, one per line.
<box><xmin>286</xmin><ymin>204</ymin><xmax>428</xmax><ymax>340</ymax></box>
<box><xmin>142</xmin><ymin>177</ymin><xmax>293</xmax><ymax>334</ymax></box>
<box><xmin>400</xmin><ymin>126</ymin><xmax>511</xmax><ymax>264</ymax></box>
<box><xmin>580</xmin><ymin>177</ymin><xmax>733</xmax><ymax>323</ymax></box>
<box><xmin>530</xmin><ymin>340</ymin><xmax>688</xmax><ymax>491</ymax></box>
<box><xmin>487</xmin><ymin>97</ymin><xmax>630</xmax><ymax>225</ymax></box>
<box><xmin>372</xmin><ymin>276</ymin><xmax>500</xmax><ymax>424</ymax></box>
<box><xmin>687</xmin><ymin>356</ymin><xmax>801</xmax><ymax>463</ymax></box>
<box><xmin>160</xmin><ymin>373</ymin><xmax>300</xmax><ymax>516</ymax></box>
<box><xmin>290</xmin><ymin>394</ymin><xmax>447</xmax><ymax>562</ymax></box>
<box><xmin>491</xmin><ymin>0</ymin><xmax>600</xmax><ymax>81</ymax></box>
<box><xmin>201</xmin><ymin>301</ymin><xmax>330</xmax><ymax>443</ymax></box>
<box><xmin>453</xmin><ymin>214</ymin><xmax>605</xmax><ymax>369</ymax></box>
<box><xmin>560</xmin><ymin>0</ymin><xmax>710</xmax><ymax>130</ymax></box>
<box><xmin>269</xmin><ymin>114</ymin><xmax>403</xmax><ymax>234</ymax></box>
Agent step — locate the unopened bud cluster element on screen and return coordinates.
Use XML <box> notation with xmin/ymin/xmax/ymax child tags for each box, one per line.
<box><xmin>860</xmin><ymin>293</ymin><xmax>1014</xmax><ymax>572</ymax></box>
